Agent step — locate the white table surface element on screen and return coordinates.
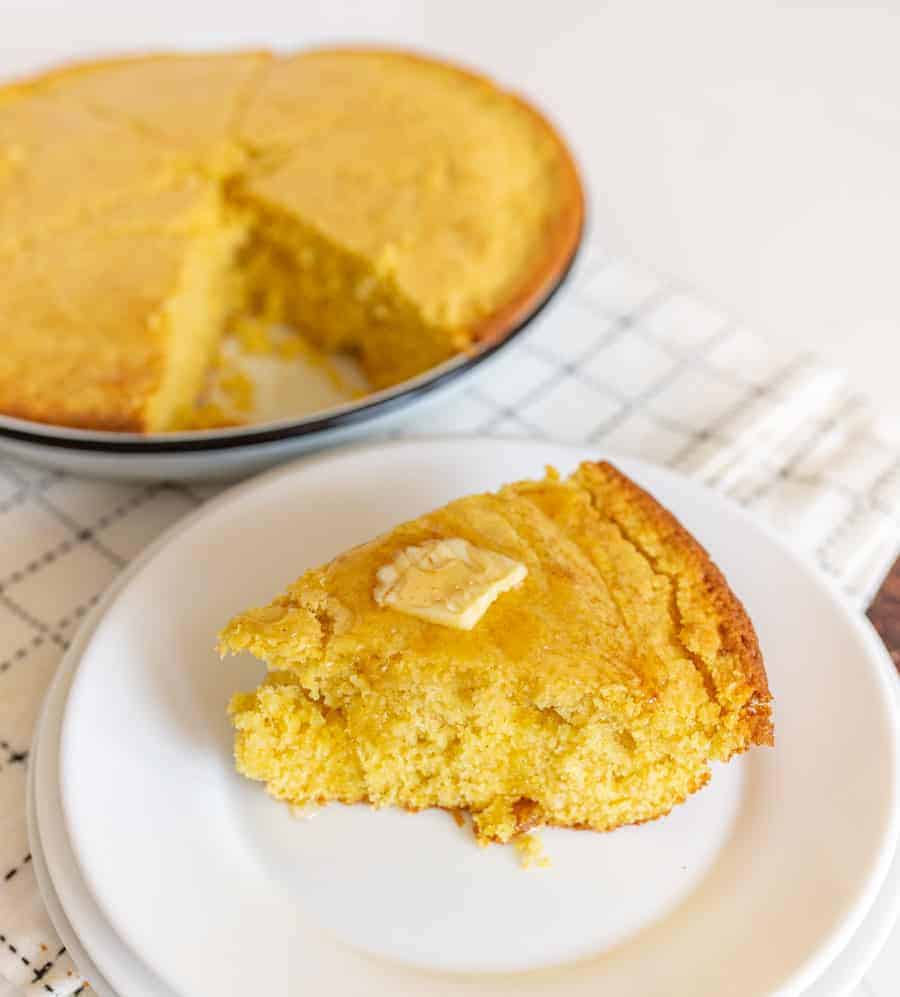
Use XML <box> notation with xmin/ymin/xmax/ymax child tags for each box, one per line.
<box><xmin>2</xmin><ymin>2</ymin><xmax>899</xmax><ymax>994</ymax></box>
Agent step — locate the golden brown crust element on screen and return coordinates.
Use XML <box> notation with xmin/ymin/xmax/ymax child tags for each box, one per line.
<box><xmin>583</xmin><ymin>461</ymin><xmax>773</xmax><ymax>746</ymax></box>
<box><xmin>359</xmin><ymin>769</ymin><xmax>709</xmax><ymax>841</ymax></box>
<box><xmin>279</xmin><ymin>769</ymin><xmax>712</xmax><ymax>842</ymax></box>
<box><xmin>385</xmin><ymin>765</ymin><xmax>711</xmax><ymax>842</ymax></box>
<box><xmin>465</xmin><ymin>112</ymin><xmax>583</xmax><ymax>352</ymax></box>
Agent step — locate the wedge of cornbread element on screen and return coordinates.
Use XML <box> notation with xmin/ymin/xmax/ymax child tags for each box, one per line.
<box><xmin>0</xmin><ymin>88</ymin><xmax>173</xmax><ymax>253</ymax></box>
<box><xmin>0</xmin><ymin>48</ymin><xmax>583</xmax><ymax>431</ymax></box>
<box><xmin>221</xmin><ymin>462</ymin><xmax>772</xmax><ymax>844</ymax></box>
<box><xmin>0</xmin><ymin>186</ymin><xmax>248</xmax><ymax>430</ymax></box>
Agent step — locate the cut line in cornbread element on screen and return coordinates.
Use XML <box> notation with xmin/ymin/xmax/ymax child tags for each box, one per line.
<box><xmin>0</xmin><ymin>48</ymin><xmax>583</xmax><ymax>432</ymax></box>
<box><xmin>221</xmin><ymin>461</ymin><xmax>773</xmax><ymax>845</ymax></box>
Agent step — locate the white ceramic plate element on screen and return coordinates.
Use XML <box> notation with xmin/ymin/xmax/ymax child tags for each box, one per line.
<box><xmin>27</xmin><ymin>514</ymin><xmax>900</xmax><ymax>997</ymax></box>
<box><xmin>28</xmin><ymin>580</ymin><xmax>177</xmax><ymax>997</ymax></box>
<box><xmin>57</xmin><ymin>439</ymin><xmax>900</xmax><ymax>997</ymax></box>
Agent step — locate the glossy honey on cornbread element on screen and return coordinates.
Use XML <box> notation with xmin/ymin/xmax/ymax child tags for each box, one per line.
<box><xmin>221</xmin><ymin>462</ymin><xmax>772</xmax><ymax>845</ymax></box>
<box><xmin>0</xmin><ymin>49</ymin><xmax>582</xmax><ymax>431</ymax></box>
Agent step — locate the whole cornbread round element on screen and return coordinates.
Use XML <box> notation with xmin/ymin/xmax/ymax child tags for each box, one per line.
<box><xmin>0</xmin><ymin>48</ymin><xmax>583</xmax><ymax>432</ymax></box>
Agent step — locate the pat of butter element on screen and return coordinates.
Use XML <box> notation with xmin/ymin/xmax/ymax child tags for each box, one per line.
<box><xmin>373</xmin><ymin>538</ymin><xmax>527</xmax><ymax>630</ymax></box>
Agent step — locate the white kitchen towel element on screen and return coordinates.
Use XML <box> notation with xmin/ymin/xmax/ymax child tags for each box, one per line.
<box><xmin>1</xmin><ymin>241</ymin><xmax>899</xmax><ymax>995</ymax></box>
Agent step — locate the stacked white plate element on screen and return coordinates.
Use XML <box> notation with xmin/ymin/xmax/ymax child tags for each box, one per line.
<box><xmin>28</xmin><ymin>439</ymin><xmax>900</xmax><ymax>996</ymax></box>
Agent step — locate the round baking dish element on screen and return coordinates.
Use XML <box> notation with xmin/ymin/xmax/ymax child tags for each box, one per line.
<box><xmin>0</xmin><ymin>48</ymin><xmax>585</xmax><ymax>480</ymax></box>
<box><xmin>0</xmin><ymin>237</ymin><xmax>581</xmax><ymax>480</ymax></box>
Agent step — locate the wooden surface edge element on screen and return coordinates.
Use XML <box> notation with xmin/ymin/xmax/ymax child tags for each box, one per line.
<box><xmin>868</xmin><ymin>556</ymin><xmax>900</xmax><ymax>674</ymax></box>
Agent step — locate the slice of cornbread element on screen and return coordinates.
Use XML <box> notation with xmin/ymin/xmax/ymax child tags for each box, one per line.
<box><xmin>36</xmin><ymin>52</ymin><xmax>269</xmax><ymax>166</ymax></box>
<box><xmin>0</xmin><ymin>48</ymin><xmax>582</xmax><ymax>430</ymax></box>
<box><xmin>221</xmin><ymin>462</ymin><xmax>772</xmax><ymax>844</ymax></box>
<box><xmin>0</xmin><ymin>186</ymin><xmax>249</xmax><ymax>430</ymax></box>
<box><xmin>233</xmin><ymin>50</ymin><xmax>582</xmax><ymax>388</ymax></box>
<box><xmin>0</xmin><ymin>89</ymin><xmax>174</xmax><ymax>253</ymax></box>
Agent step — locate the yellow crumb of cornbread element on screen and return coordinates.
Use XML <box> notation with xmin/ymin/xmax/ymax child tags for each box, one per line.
<box><xmin>513</xmin><ymin>834</ymin><xmax>551</xmax><ymax>869</ymax></box>
<box><xmin>233</xmin><ymin>315</ymin><xmax>275</xmax><ymax>355</ymax></box>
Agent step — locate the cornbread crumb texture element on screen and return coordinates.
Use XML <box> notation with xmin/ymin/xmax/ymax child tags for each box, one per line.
<box><xmin>513</xmin><ymin>834</ymin><xmax>551</xmax><ymax>869</ymax></box>
<box><xmin>222</xmin><ymin>461</ymin><xmax>772</xmax><ymax>845</ymax></box>
<box><xmin>0</xmin><ymin>49</ymin><xmax>581</xmax><ymax>431</ymax></box>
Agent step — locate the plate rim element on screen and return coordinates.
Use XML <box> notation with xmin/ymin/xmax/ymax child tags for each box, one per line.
<box><xmin>28</xmin><ymin>603</ymin><xmax>145</xmax><ymax>997</ymax></box>
<box><xmin>55</xmin><ymin>438</ymin><xmax>900</xmax><ymax>996</ymax></box>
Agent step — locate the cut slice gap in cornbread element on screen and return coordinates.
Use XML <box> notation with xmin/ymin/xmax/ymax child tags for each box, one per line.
<box><xmin>221</xmin><ymin>461</ymin><xmax>772</xmax><ymax>845</ymax></box>
<box><xmin>228</xmin><ymin>195</ymin><xmax>461</xmax><ymax>390</ymax></box>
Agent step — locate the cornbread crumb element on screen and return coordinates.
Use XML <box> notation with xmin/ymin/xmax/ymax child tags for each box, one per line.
<box><xmin>177</xmin><ymin>403</ymin><xmax>238</xmax><ymax>430</ymax></box>
<box><xmin>513</xmin><ymin>834</ymin><xmax>551</xmax><ymax>869</ymax></box>
<box><xmin>233</xmin><ymin>315</ymin><xmax>275</xmax><ymax>355</ymax></box>
<box><xmin>221</xmin><ymin>461</ymin><xmax>772</xmax><ymax>846</ymax></box>
<box><xmin>289</xmin><ymin>803</ymin><xmax>321</xmax><ymax>820</ymax></box>
<box><xmin>218</xmin><ymin>366</ymin><xmax>256</xmax><ymax>414</ymax></box>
